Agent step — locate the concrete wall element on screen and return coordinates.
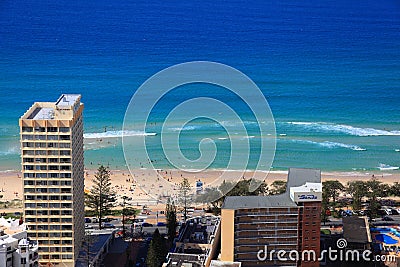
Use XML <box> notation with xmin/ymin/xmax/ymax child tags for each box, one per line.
<box><xmin>221</xmin><ymin>209</ymin><xmax>235</xmax><ymax>261</ymax></box>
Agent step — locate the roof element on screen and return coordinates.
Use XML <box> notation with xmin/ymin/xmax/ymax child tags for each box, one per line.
<box><xmin>21</xmin><ymin>94</ymin><xmax>82</xmax><ymax>121</ymax></box>
<box><xmin>75</xmin><ymin>234</ymin><xmax>114</xmax><ymax>267</ymax></box>
<box><xmin>222</xmin><ymin>168</ymin><xmax>321</xmax><ymax>209</ymax></box>
<box><xmin>210</xmin><ymin>261</ymin><xmax>242</xmax><ymax>267</ymax></box>
<box><xmin>164</xmin><ymin>253</ymin><xmax>205</xmax><ymax>267</ymax></box>
<box><xmin>343</xmin><ymin>216</ymin><xmax>372</xmax><ymax>243</ymax></box>
<box><xmin>55</xmin><ymin>94</ymin><xmax>81</xmax><ymax>107</ymax></box>
<box><xmin>223</xmin><ymin>194</ymin><xmax>296</xmax><ymax>209</ymax></box>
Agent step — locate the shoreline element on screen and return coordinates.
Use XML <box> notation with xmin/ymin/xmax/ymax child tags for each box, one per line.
<box><xmin>1</xmin><ymin>168</ymin><xmax>399</xmax><ymax>203</ymax></box>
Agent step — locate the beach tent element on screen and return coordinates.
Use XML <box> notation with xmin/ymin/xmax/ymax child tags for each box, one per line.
<box><xmin>375</xmin><ymin>234</ymin><xmax>398</xmax><ymax>245</ymax></box>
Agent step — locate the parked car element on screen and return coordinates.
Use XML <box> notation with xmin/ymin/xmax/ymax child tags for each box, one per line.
<box><xmin>390</xmin><ymin>209</ymin><xmax>399</xmax><ymax>215</ymax></box>
<box><xmin>156</xmin><ymin>222</ymin><xmax>166</xmax><ymax>227</ymax></box>
<box><xmin>85</xmin><ymin>218</ymin><xmax>92</xmax><ymax>223</ymax></box>
<box><xmin>142</xmin><ymin>222</ymin><xmax>153</xmax><ymax>227</ymax></box>
<box><xmin>385</xmin><ymin>209</ymin><xmax>393</xmax><ymax>215</ymax></box>
<box><xmin>377</xmin><ymin>209</ymin><xmax>387</xmax><ymax>216</ymax></box>
<box><xmin>102</xmin><ymin>223</ymin><xmax>116</xmax><ymax>228</ymax></box>
<box><xmin>382</xmin><ymin>216</ymin><xmax>394</xmax><ymax>221</ymax></box>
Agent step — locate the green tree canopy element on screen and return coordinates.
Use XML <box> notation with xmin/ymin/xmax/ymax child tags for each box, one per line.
<box><xmin>165</xmin><ymin>198</ymin><xmax>177</xmax><ymax>246</ymax></box>
<box><xmin>346</xmin><ymin>181</ymin><xmax>367</xmax><ymax>211</ymax></box>
<box><xmin>322</xmin><ymin>180</ymin><xmax>344</xmax><ymax>204</ymax></box>
<box><xmin>268</xmin><ymin>180</ymin><xmax>287</xmax><ymax>195</ymax></box>
<box><xmin>196</xmin><ymin>179</ymin><xmax>268</xmax><ymax>215</ymax></box>
<box><xmin>85</xmin><ymin>165</ymin><xmax>116</xmax><ymax>229</ymax></box>
<box><xmin>146</xmin><ymin>228</ymin><xmax>167</xmax><ymax>267</ymax></box>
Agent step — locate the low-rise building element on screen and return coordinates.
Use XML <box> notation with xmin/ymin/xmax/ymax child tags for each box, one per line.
<box><xmin>164</xmin><ymin>215</ymin><xmax>220</xmax><ymax>267</ymax></box>
<box><xmin>0</xmin><ymin>218</ymin><xmax>39</xmax><ymax>267</ymax></box>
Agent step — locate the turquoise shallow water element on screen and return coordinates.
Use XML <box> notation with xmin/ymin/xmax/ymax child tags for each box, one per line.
<box><xmin>0</xmin><ymin>0</ymin><xmax>399</xmax><ymax>172</ymax></box>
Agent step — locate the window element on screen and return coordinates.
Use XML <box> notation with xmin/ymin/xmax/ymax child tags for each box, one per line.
<box><xmin>61</xmin><ymin>181</ymin><xmax>71</xmax><ymax>186</ymax></box>
<box><xmin>36</xmin><ymin>135</ymin><xmax>46</xmax><ymax>140</ymax></box>
<box><xmin>37</xmin><ymin>210</ymin><xmax>48</xmax><ymax>215</ymax></box>
<box><xmin>59</xmin><ymin>143</ymin><xmax>70</xmax><ymax>148</ymax></box>
<box><xmin>49</xmin><ymin>188</ymin><xmax>60</xmax><ymax>193</ymax></box>
<box><xmin>60</xmin><ymin>135</ymin><xmax>70</xmax><ymax>140</ymax></box>
<box><xmin>60</xmin><ymin>173</ymin><xmax>71</xmax><ymax>178</ymax></box>
<box><xmin>23</xmin><ymin>142</ymin><xmax>34</xmax><ymax>147</ymax></box>
<box><xmin>60</xmin><ymin>150</ymin><xmax>70</xmax><ymax>156</ymax></box>
<box><xmin>22</xmin><ymin>127</ymin><xmax>33</xmax><ymax>132</ymax></box>
<box><xmin>34</xmin><ymin>127</ymin><xmax>46</xmax><ymax>132</ymax></box>
<box><xmin>60</xmin><ymin>158</ymin><xmax>71</xmax><ymax>163</ymax></box>
<box><xmin>48</xmin><ymin>143</ymin><xmax>58</xmax><ymax>148</ymax></box>
<box><xmin>47</xmin><ymin>127</ymin><xmax>58</xmax><ymax>132</ymax></box>
<box><xmin>48</xmin><ymin>135</ymin><xmax>58</xmax><ymax>140</ymax></box>
<box><xmin>49</xmin><ymin>173</ymin><xmax>59</xmax><ymax>178</ymax></box>
<box><xmin>24</xmin><ymin>165</ymin><xmax>34</xmax><ymax>170</ymax></box>
<box><xmin>35</xmin><ymin>165</ymin><xmax>47</xmax><ymax>170</ymax></box>
<box><xmin>61</xmin><ymin>210</ymin><xmax>72</xmax><ymax>215</ymax></box>
<box><xmin>61</xmin><ymin>188</ymin><xmax>71</xmax><ymax>193</ymax></box>
<box><xmin>22</xmin><ymin>134</ymin><xmax>34</xmax><ymax>140</ymax></box>
<box><xmin>36</xmin><ymin>195</ymin><xmax>47</xmax><ymax>200</ymax></box>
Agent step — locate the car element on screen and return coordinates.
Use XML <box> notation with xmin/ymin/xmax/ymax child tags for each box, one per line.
<box><xmin>377</xmin><ymin>209</ymin><xmax>387</xmax><ymax>216</ymax></box>
<box><xmin>85</xmin><ymin>218</ymin><xmax>92</xmax><ymax>223</ymax></box>
<box><xmin>132</xmin><ymin>222</ymin><xmax>142</xmax><ymax>227</ymax></box>
<box><xmin>142</xmin><ymin>222</ymin><xmax>153</xmax><ymax>227</ymax></box>
<box><xmin>390</xmin><ymin>209</ymin><xmax>399</xmax><ymax>215</ymax></box>
<box><xmin>102</xmin><ymin>223</ymin><xmax>116</xmax><ymax>228</ymax></box>
<box><xmin>85</xmin><ymin>224</ymin><xmax>93</xmax><ymax>229</ymax></box>
<box><xmin>385</xmin><ymin>209</ymin><xmax>392</xmax><ymax>215</ymax></box>
<box><xmin>382</xmin><ymin>216</ymin><xmax>394</xmax><ymax>221</ymax></box>
<box><xmin>156</xmin><ymin>222</ymin><xmax>166</xmax><ymax>227</ymax></box>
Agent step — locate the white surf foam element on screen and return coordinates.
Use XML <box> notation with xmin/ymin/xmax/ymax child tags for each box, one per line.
<box><xmin>287</xmin><ymin>139</ymin><xmax>366</xmax><ymax>151</ymax></box>
<box><xmin>286</xmin><ymin>121</ymin><xmax>400</xmax><ymax>136</ymax></box>
<box><xmin>84</xmin><ymin>130</ymin><xmax>157</xmax><ymax>139</ymax></box>
<box><xmin>378</xmin><ymin>163</ymin><xmax>399</xmax><ymax>171</ymax></box>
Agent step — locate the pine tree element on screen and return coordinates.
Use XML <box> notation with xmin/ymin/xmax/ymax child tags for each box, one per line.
<box><xmin>85</xmin><ymin>165</ymin><xmax>116</xmax><ymax>229</ymax></box>
<box><xmin>146</xmin><ymin>228</ymin><xmax>167</xmax><ymax>267</ymax></box>
<box><xmin>179</xmin><ymin>177</ymin><xmax>191</xmax><ymax>221</ymax></box>
<box><xmin>165</xmin><ymin>198</ymin><xmax>177</xmax><ymax>246</ymax></box>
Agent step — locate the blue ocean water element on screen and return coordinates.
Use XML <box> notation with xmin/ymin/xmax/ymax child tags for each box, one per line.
<box><xmin>0</xmin><ymin>0</ymin><xmax>399</xmax><ymax>171</ymax></box>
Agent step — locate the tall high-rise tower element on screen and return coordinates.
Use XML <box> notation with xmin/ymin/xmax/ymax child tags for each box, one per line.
<box><xmin>20</xmin><ymin>94</ymin><xmax>84</xmax><ymax>266</ymax></box>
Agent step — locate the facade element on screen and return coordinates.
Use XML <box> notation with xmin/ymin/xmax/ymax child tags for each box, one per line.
<box><xmin>0</xmin><ymin>230</ymin><xmax>39</xmax><ymax>267</ymax></box>
<box><xmin>221</xmin><ymin>168</ymin><xmax>322</xmax><ymax>267</ymax></box>
<box><xmin>20</xmin><ymin>94</ymin><xmax>85</xmax><ymax>266</ymax></box>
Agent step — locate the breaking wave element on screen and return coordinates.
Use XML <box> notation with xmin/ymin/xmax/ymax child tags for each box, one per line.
<box><xmin>286</xmin><ymin>122</ymin><xmax>400</xmax><ymax>136</ymax></box>
<box><xmin>84</xmin><ymin>130</ymin><xmax>157</xmax><ymax>139</ymax></box>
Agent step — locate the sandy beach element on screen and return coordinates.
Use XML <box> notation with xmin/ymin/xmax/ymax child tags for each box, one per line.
<box><xmin>1</xmin><ymin>168</ymin><xmax>399</xmax><ymax>205</ymax></box>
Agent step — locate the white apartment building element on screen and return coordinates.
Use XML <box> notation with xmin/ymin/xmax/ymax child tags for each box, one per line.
<box><xmin>0</xmin><ymin>218</ymin><xmax>39</xmax><ymax>267</ymax></box>
<box><xmin>20</xmin><ymin>94</ymin><xmax>85</xmax><ymax>266</ymax></box>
